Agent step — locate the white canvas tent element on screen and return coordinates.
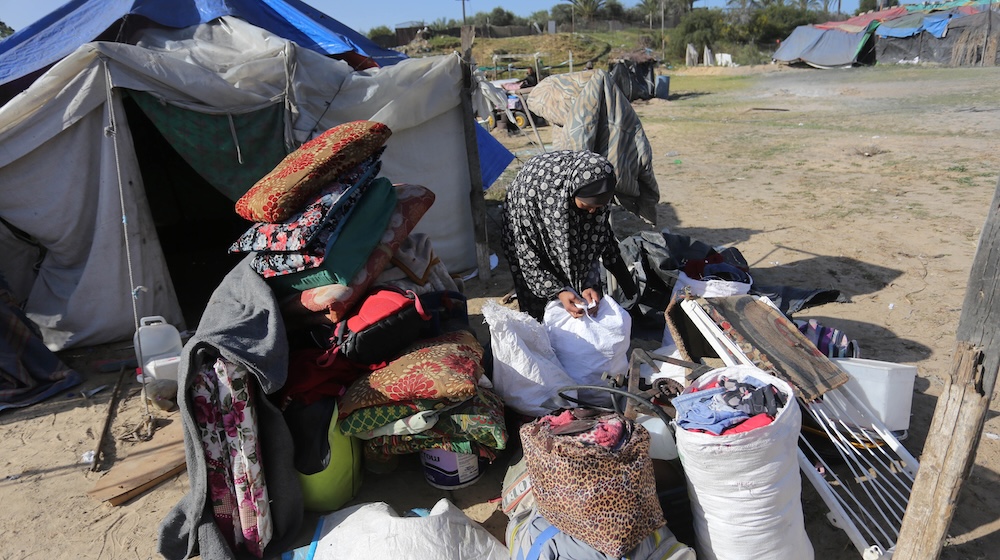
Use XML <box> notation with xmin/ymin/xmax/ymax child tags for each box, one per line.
<box><xmin>0</xmin><ymin>16</ymin><xmax>479</xmax><ymax>351</ymax></box>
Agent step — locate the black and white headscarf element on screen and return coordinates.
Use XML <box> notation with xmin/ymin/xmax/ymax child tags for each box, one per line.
<box><xmin>501</xmin><ymin>150</ymin><xmax>620</xmax><ymax>320</ymax></box>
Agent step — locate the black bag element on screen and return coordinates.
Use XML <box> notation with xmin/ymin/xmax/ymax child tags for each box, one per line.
<box><xmin>324</xmin><ymin>286</ymin><xmax>431</xmax><ymax>365</ymax></box>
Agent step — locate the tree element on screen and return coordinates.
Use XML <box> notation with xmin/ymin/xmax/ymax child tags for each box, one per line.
<box><xmin>563</xmin><ymin>0</ymin><xmax>606</xmax><ymax>22</ymax></box>
<box><xmin>366</xmin><ymin>25</ymin><xmax>394</xmax><ymax>43</ymax></box>
<box><xmin>637</xmin><ymin>0</ymin><xmax>661</xmax><ymax>28</ymax></box>
<box><xmin>0</xmin><ymin>20</ymin><xmax>13</xmax><ymax>38</ymax></box>
<box><xmin>672</xmin><ymin>8</ymin><xmax>725</xmax><ymax>55</ymax></box>
<box><xmin>857</xmin><ymin>0</ymin><xmax>898</xmax><ymax>13</ymax></box>
<box><xmin>602</xmin><ymin>0</ymin><xmax>627</xmax><ymax>20</ymax></box>
<box><xmin>793</xmin><ymin>0</ymin><xmax>820</xmax><ymax>10</ymax></box>
<box><xmin>745</xmin><ymin>5</ymin><xmax>819</xmax><ymax>44</ymax></box>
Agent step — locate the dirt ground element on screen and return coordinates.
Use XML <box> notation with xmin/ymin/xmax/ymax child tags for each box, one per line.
<box><xmin>3</xmin><ymin>63</ymin><xmax>1000</xmax><ymax>559</ymax></box>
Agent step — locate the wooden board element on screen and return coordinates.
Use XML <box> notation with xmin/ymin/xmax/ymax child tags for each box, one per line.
<box><xmin>88</xmin><ymin>416</ymin><xmax>187</xmax><ymax>506</ymax></box>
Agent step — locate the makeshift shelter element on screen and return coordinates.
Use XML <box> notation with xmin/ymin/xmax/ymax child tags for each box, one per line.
<box><xmin>772</xmin><ymin>20</ymin><xmax>881</xmax><ymax>68</ymax></box>
<box><xmin>776</xmin><ymin>2</ymin><xmax>1000</xmax><ymax>67</ymax></box>
<box><xmin>0</xmin><ymin>5</ymin><xmax>491</xmax><ymax>351</ymax></box>
<box><xmin>877</xmin><ymin>9</ymin><xmax>1000</xmax><ymax>66</ymax></box>
<box><xmin>608</xmin><ymin>51</ymin><xmax>658</xmax><ymax>102</ymax></box>
<box><xmin>0</xmin><ymin>0</ymin><xmax>407</xmax><ymax>104</ymax></box>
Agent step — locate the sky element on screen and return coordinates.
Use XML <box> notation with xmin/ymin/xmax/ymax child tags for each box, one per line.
<box><xmin>2</xmin><ymin>0</ymin><xmax>863</xmax><ymax>35</ymax></box>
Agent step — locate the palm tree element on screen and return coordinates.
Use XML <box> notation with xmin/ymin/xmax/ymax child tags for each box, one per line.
<box><xmin>638</xmin><ymin>0</ymin><xmax>661</xmax><ymax>29</ymax></box>
<box><xmin>563</xmin><ymin>0</ymin><xmax>606</xmax><ymax>23</ymax></box>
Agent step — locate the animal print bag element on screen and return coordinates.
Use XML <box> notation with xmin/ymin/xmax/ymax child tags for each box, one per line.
<box><xmin>519</xmin><ymin>409</ymin><xmax>665</xmax><ymax>556</ymax></box>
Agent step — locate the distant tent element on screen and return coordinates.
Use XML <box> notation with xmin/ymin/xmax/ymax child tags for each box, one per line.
<box><xmin>772</xmin><ymin>22</ymin><xmax>879</xmax><ymax>68</ymax></box>
<box><xmin>877</xmin><ymin>9</ymin><xmax>1000</xmax><ymax>66</ymax></box>
<box><xmin>775</xmin><ymin>2</ymin><xmax>1000</xmax><ymax>68</ymax></box>
<box><xmin>608</xmin><ymin>52</ymin><xmax>658</xmax><ymax>101</ymax></box>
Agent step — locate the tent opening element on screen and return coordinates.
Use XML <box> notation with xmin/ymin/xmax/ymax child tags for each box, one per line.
<box><xmin>123</xmin><ymin>94</ymin><xmax>255</xmax><ymax>327</ymax></box>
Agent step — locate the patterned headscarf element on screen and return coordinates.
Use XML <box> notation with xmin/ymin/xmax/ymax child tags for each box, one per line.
<box><xmin>501</xmin><ymin>150</ymin><xmax>618</xmax><ymax>318</ymax></box>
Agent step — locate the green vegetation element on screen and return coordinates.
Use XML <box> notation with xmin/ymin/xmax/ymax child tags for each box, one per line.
<box><xmin>393</xmin><ymin>0</ymin><xmax>866</xmax><ymax>68</ymax></box>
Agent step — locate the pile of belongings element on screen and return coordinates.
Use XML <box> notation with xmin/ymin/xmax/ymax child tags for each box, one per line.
<box><xmin>505</xmin><ymin>409</ymin><xmax>695</xmax><ymax>560</ymax></box>
<box><xmin>229</xmin><ymin>118</ymin><xmax>505</xmax><ymax>502</ymax></box>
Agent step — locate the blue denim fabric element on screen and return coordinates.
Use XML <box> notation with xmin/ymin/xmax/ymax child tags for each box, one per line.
<box><xmin>673</xmin><ymin>386</ymin><xmax>749</xmax><ymax>435</ymax></box>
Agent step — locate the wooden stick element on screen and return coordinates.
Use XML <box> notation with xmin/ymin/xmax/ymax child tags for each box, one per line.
<box><xmin>90</xmin><ymin>364</ymin><xmax>129</xmax><ymax>472</ymax></box>
<box><xmin>896</xmin><ymin>175</ymin><xmax>1000</xmax><ymax>557</ymax></box>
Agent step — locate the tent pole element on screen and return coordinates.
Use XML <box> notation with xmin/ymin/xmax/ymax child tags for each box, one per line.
<box><xmin>461</xmin><ymin>26</ymin><xmax>492</xmax><ymax>281</ymax></box>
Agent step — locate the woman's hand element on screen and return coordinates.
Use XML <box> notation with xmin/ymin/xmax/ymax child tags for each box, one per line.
<box><xmin>558</xmin><ymin>290</ymin><xmax>587</xmax><ymax>318</ymax></box>
<box><xmin>581</xmin><ymin>288</ymin><xmax>602</xmax><ymax>316</ymax></box>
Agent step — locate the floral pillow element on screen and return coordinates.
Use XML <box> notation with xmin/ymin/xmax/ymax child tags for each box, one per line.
<box><xmin>278</xmin><ymin>184</ymin><xmax>436</xmax><ymax>324</ymax></box>
<box><xmin>235</xmin><ymin>120</ymin><xmax>391</xmax><ymax>223</ymax></box>
<box><xmin>337</xmin><ymin>330</ymin><xmax>484</xmax><ymax>418</ymax></box>
<box><xmin>229</xmin><ymin>155</ymin><xmax>381</xmax><ymax>255</ymax></box>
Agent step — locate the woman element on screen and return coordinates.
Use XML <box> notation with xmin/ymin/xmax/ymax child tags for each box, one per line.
<box><xmin>501</xmin><ymin>150</ymin><xmax>635</xmax><ymax>321</ymax></box>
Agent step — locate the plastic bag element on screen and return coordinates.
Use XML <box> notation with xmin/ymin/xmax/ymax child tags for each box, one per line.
<box><xmin>482</xmin><ymin>300</ymin><xmax>577</xmax><ymax>417</ymax></box>
<box><xmin>543</xmin><ymin>296</ymin><xmax>631</xmax><ymax>407</ymax></box>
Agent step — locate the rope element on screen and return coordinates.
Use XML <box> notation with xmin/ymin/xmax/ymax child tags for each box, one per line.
<box><xmin>103</xmin><ymin>58</ymin><xmax>155</xmax><ymax>441</ymax></box>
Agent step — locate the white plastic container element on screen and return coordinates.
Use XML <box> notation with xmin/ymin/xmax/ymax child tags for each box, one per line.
<box><xmin>134</xmin><ymin>316</ymin><xmax>183</xmax><ymax>382</ymax></box>
<box><xmin>832</xmin><ymin>357</ymin><xmax>917</xmax><ymax>432</ymax></box>
<box><xmin>637</xmin><ymin>413</ymin><xmax>678</xmax><ymax>461</ymax></box>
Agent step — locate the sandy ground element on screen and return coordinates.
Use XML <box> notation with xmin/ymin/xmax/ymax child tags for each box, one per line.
<box><xmin>3</xmin><ymin>63</ymin><xmax>1000</xmax><ymax>559</ymax></box>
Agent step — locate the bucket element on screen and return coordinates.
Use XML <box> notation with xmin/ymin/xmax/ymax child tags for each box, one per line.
<box><xmin>654</xmin><ymin>75</ymin><xmax>670</xmax><ymax>99</ymax></box>
<box><xmin>420</xmin><ymin>449</ymin><xmax>485</xmax><ymax>490</ymax></box>
<box><xmin>134</xmin><ymin>316</ymin><xmax>183</xmax><ymax>382</ymax></box>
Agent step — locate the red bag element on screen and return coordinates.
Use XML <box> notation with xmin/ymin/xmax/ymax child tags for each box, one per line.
<box><xmin>320</xmin><ymin>286</ymin><xmax>431</xmax><ymax>365</ymax></box>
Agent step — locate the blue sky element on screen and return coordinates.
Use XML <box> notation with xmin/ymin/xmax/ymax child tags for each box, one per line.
<box><xmin>2</xmin><ymin>0</ymin><xmax>863</xmax><ymax>35</ymax></box>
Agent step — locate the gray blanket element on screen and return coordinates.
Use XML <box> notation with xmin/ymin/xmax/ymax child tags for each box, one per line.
<box><xmin>158</xmin><ymin>255</ymin><xmax>303</xmax><ymax>560</ymax></box>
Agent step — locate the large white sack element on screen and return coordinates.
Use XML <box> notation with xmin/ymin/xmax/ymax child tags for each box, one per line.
<box><xmin>674</xmin><ymin>364</ymin><xmax>812</xmax><ymax>560</ymax></box>
<box><xmin>543</xmin><ymin>296</ymin><xmax>631</xmax><ymax>407</ymax></box>
<box><xmin>482</xmin><ymin>300</ymin><xmax>577</xmax><ymax>417</ymax></box>
<box><xmin>312</xmin><ymin>499</ymin><xmax>507</xmax><ymax>560</ymax></box>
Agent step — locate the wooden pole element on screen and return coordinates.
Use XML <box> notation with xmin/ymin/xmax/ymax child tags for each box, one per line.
<box><xmin>895</xmin><ymin>176</ymin><xmax>1000</xmax><ymax>557</ymax></box>
<box><xmin>460</xmin><ymin>26</ymin><xmax>492</xmax><ymax>281</ymax></box>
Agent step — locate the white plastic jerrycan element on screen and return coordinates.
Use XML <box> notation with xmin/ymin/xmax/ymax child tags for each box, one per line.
<box><xmin>134</xmin><ymin>316</ymin><xmax>183</xmax><ymax>382</ymax></box>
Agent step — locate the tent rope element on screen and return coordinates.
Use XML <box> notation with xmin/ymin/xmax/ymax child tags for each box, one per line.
<box><xmin>227</xmin><ymin>114</ymin><xmax>244</xmax><ymax>164</ymax></box>
<box><xmin>103</xmin><ymin>57</ymin><xmax>156</xmax><ymax>441</ymax></box>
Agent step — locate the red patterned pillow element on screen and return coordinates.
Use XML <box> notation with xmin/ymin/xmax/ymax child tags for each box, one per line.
<box><xmin>337</xmin><ymin>330</ymin><xmax>483</xmax><ymax>418</ymax></box>
<box><xmin>235</xmin><ymin>120</ymin><xmax>392</xmax><ymax>223</ymax></box>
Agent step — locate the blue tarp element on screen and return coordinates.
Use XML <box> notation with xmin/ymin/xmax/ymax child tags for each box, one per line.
<box><xmin>875</xmin><ymin>11</ymin><xmax>954</xmax><ymax>38</ymax></box>
<box><xmin>0</xmin><ymin>0</ymin><xmax>406</xmax><ymax>87</ymax></box>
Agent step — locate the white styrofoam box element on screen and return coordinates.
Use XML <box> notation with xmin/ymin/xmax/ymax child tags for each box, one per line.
<box><xmin>832</xmin><ymin>357</ymin><xmax>917</xmax><ymax>432</ymax></box>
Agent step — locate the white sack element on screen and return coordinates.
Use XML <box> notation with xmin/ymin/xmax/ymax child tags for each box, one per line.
<box><xmin>674</xmin><ymin>364</ymin><xmax>812</xmax><ymax>560</ymax></box>
<box><xmin>543</xmin><ymin>296</ymin><xmax>631</xmax><ymax>406</ymax></box>
<box><xmin>482</xmin><ymin>300</ymin><xmax>577</xmax><ymax>417</ymax></box>
<box><xmin>313</xmin><ymin>499</ymin><xmax>507</xmax><ymax>560</ymax></box>
<box><xmin>663</xmin><ymin>270</ymin><xmax>752</xmax><ymax>347</ymax></box>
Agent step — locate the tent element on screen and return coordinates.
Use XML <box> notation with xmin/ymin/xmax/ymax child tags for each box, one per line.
<box><xmin>0</xmin><ymin>0</ymin><xmax>407</xmax><ymax>103</ymax></box>
<box><xmin>775</xmin><ymin>1</ymin><xmax>1000</xmax><ymax>67</ymax></box>
<box><xmin>772</xmin><ymin>20</ymin><xmax>880</xmax><ymax>68</ymax></box>
<box><xmin>877</xmin><ymin>9</ymin><xmax>1000</xmax><ymax>66</ymax></box>
<box><xmin>0</xmin><ymin>6</ymin><xmax>490</xmax><ymax>351</ymax></box>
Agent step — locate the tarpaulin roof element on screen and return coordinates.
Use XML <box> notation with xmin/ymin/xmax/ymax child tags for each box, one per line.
<box><xmin>772</xmin><ymin>23</ymin><xmax>877</xmax><ymax>68</ymax></box>
<box><xmin>815</xmin><ymin>7</ymin><xmax>908</xmax><ymax>33</ymax></box>
<box><xmin>0</xmin><ymin>0</ymin><xmax>406</xmax><ymax>90</ymax></box>
<box><xmin>875</xmin><ymin>10</ymin><xmax>954</xmax><ymax>38</ymax></box>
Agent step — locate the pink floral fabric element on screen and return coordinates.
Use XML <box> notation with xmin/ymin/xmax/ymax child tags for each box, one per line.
<box><xmin>192</xmin><ymin>358</ymin><xmax>273</xmax><ymax>557</ymax></box>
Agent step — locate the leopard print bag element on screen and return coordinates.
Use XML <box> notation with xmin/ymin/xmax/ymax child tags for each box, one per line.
<box><xmin>520</xmin><ymin>410</ymin><xmax>665</xmax><ymax>556</ymax></box>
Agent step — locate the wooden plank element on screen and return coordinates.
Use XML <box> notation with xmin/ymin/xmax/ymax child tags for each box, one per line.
<box><xmin>896</xmin><ymin>176</ymin><xmax>1000</xmax><ymax>558</ymax></box>
<box><xmin>88</xmin><ymin>416</ymin><xmax>187</xmax><ymax>506</ymax></box>
<box><xmin>693</xmin><ymin>296</ymin><xmax>850</xmax><ymax>401</ymax></box>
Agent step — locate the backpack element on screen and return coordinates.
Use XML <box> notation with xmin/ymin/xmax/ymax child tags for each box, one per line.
<box><xmin>319</xmin><ymin>286</ymin><xmax>431</xmax><ymax>366</ymax></box>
